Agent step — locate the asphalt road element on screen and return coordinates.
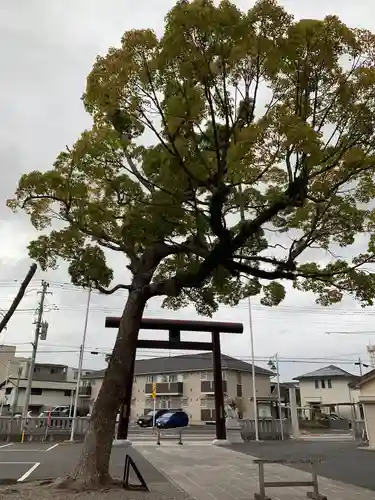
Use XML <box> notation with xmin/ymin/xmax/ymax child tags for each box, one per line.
<box><xmin>229</xmin><ymin>440</ymin><xmax>375</xmax><ymax>491</ymax></box>
<box><xmin>0</xmin><ymin>442</ymin><xmax>166</xmax><ymax>486</ymax></box>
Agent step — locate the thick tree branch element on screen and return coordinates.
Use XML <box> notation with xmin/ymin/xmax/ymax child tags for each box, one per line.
<box><xmin>233</xmin><ymin>254</ymin><xmax>290</xmax><ymax>267</ymax></box>
<box><xmin>225</xmin><ymin>259</ymin><xmax>295</xmax><ymax>280</ymax></box>
<box><xmin>94</xmin><ymin>282</ymin><xmax>131</xmax><ymax>295</ymax></box>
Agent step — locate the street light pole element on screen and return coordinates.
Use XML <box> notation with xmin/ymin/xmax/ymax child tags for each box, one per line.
<box><xmin>238</xmin><ymin>184</ymin><xmax>259</xmax><ymax>442</ymax></box>
<box><xmin>70</xmin><ymin>287</ymin><xmax>91</xmax><ymax>442</ymax></box>
<box><xmin>275</xmin><ymin>353</ymin><xmax>284</xmax><ymax>440</ymax></box>
<box><xmin>248</xmin><ymin>297</ymin><xmax>259</xmax><ymax>441</ymax></box>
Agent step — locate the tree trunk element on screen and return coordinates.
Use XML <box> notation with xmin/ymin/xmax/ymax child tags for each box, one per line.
<box><xmin>58</xmin><ymin>289</ymin><xmax>146</xmax><ymax>489</ymax></box>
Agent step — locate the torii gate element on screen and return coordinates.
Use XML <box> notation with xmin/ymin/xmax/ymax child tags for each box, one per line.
<box><xmin>105</xmin><ymin>317</ymin><xmax>243</xmax><ymax>442</ymax></box>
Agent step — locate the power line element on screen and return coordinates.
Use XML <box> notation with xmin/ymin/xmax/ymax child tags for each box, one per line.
<box><xmin>2</xmin><ymin>346</ymin><xmax>371</xmax><ymax>365</ymax></box>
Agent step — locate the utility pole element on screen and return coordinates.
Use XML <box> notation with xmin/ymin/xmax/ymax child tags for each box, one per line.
<box><xmin>354</xmin><ymin>357</ymin><xmax>370</xmax><ymax>376</ymax></box>
<box><xmin>11</xmin><ymin>367</ymin><xmax>22</xmax><ymax>416</ymax></box>
<box><xmin>358</xmin><ymin>357</ymin><xmax>363</xmax><ymax>376</ymax></box>
<box><xmin>22</xmin><ymin>280</ymin><xmax>49</xmax><ymax>419</ymax></box>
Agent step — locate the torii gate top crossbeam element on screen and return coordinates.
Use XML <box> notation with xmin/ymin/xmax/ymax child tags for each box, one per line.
<box><xmin>105</xmin><ymin>317</ymin><xmax>243</xmax><ymax>334</ymax></box>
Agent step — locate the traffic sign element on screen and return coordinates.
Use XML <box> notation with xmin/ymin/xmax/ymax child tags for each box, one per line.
<box><xmin>151</xmin><ymin>382</ymin><xmax>156</xmax><ymax>399</ymax></box>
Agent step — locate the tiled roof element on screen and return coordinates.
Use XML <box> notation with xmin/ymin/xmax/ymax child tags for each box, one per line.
<box><xmin>293</xmin><ymin>365</ymin><xmax>358</xmax><ymax>380</ymax></box>
<box><xmin>349</xmin><ymin>368</ymin><xmax>375</xmax><ymax>389</ymax></box>
<box><xmin>84</xmin><ymin>352</ymin><xmax>273</xmax><ymax>380</ymax></box>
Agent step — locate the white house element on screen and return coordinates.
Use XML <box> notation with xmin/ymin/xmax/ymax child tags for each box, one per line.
<box><xmin>0</xmin><ymin>354</ymin><xmax>92</xmax><ymax>415</ymax></box>
<box><xmin>349</xmin><ymin>369</ymin><xmax>375</xmax><ymax>447</ymax></box>
<box><xmin>294</xmin><ymin>365</ymin><xmax>360</xmax><ymax>420</ymax></box>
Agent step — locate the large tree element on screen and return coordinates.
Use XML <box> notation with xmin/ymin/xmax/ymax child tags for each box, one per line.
<box><xmin>8</xmin><ymin>0</ymin><xmax>375</xmax><ymax>488</ymax></box>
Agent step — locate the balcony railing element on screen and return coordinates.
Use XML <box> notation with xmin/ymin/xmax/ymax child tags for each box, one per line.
<box><xmin>144</xmin><ymin>382</ymin><xmax>183</xmax><ymax>396</ymax></box>
<box><xmin>78</xmin><ymin>385</ymin><xmax>92</xmax><ymax>397</ymax></box>
<box><xmin>201</xmin><ymin>380</ymin><xmax>227</xmax><ymax>394</ymax></box>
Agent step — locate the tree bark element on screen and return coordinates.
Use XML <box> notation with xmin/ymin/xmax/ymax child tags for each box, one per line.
<box><xmin>58</xmin><ymin>289</ymin><xmax>146</xmax><ymax>489</ymax></box>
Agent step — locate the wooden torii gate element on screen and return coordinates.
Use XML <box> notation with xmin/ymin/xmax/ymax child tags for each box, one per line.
<box><xmin>105</xmin><ymin>317</ymin><xmax>243</xmax><ymax>442</ymax></box>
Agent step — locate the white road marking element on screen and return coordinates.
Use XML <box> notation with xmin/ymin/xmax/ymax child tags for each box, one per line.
<box><xmin>17</xmin><ymin>462</ymin><xmax>40</xmax><ymax>482</ymax></box>
<box><xmin>0</xmin><ymin>443</ymin><xmax>13</xmax><ymax>449</ymax></box>
<box><xmin>45</xmin><ymin>443</ymin><xmax>59</xmax><ymax>452</ymax></box>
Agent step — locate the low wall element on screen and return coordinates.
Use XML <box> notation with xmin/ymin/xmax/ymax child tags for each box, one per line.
<box><xmin>352</xmin><ymin>420</ymin><xmax>367</xmax><ymax>440</ymax></box>
<box><xmin>240</xmin><ymin>418</ymin><xmax>290</xmax><ymax>441</ymax></box>
<box><xmin>0</xmin><ymin>416</ymin><xmax>90</xmax><ymax>442</ymax></box>
<box><xmin>329</xmin><ymin>419</ymin><xmax>350</xmax><ymax>431</ymax></box>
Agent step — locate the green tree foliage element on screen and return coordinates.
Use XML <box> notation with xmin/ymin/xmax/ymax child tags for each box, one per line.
<box><xmin>9</xmin><ymin>0</ymin><xmax>375</xmax><ymax>310</ymax></box>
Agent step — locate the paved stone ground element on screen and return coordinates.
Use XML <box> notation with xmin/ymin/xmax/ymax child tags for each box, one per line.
<box><xmin>229</xmin><ymin>440</ymin><xmax>375</xmax><ymax>491</ymax></box>
<box><xmin>136</xmin><ymin>443</ymin><xmax>375</xmax><ymax>500</ymax></box>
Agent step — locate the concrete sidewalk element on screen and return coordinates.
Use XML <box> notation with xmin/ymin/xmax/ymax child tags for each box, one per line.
<box><xmin>136</xmin><ymin>443</ymin><xmax>375</xmax><ymax>500</ymax></box>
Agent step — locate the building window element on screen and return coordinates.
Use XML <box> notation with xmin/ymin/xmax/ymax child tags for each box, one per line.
<box><xmin>236</xmin><ymin>372</ymin><xmax>242</xmax><ymax>384</ymax></box>
<box><xmin>200</xmin><ymin>397</ymin><xmax>215</xmax><ymax>409</ymax></box>
<box><xmin>31</xmin><ymin>388</ymin><xmax>42</xmax><ymax>395</ymax></box>
<box><xmin>64</xmin><ymin>390</ymin><xmax>72</xmax><ymax>397</ymax></box>
<box><xmin>146</xmin><ymin>375</ymin><xmax>154</xmax><ymax>383</ymax></box>
<box><xmin>327</xmin><ymin>380</ymin><xmax>332</xmax><ymax>389</ymax></box>
<box><xmin>5</xmin><ymin>387</ymin><xmax>12</xmax><ymax>395</ymax></box>
<box><xmin>168</xmin><ymin>374</ymin><xmax>177</xmax><ymax>382</ymax></box>
<box><xmin>321</xmin><ymin>380</ymin><xmax>326</xmax><ymax>389</ymax></box>
<box><xmin>314</xmin><ymin>380</ymin><xmax>319</xmax><ymax>389</ymax></box>
<box><xmin>74</xmin><ymin>372</ymin><xmax>78</xmax><ymax>380</ymax></box>
<box><xmin>201</xmin><ymin>372</ymin><xmax>213</xmax><ymax>381</ymax></box>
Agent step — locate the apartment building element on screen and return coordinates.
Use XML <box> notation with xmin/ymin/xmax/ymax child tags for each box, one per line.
<box><xmin>0</xmin><ymin>358</ymin><xmax>92</xmax><ymax>415</ymax></box>
<box><xmin>294</xmin><ymin>365</ymin><xmax>360</xmax><ymax>420</ymax></box>
<box><xmin>80</xmin><ymin>352</ymin><xmax>274</xmax><ymax>423</ymax></box>
<box><xmin>0</xmin><ymin>345</ymin><xmax>17</xmax><ymax>384</ymax></box>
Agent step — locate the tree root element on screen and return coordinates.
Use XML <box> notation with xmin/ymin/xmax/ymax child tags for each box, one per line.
<box><xmin>53</xmin><ymin>474</ymin><xmax>124</xmax><ymax>492</ymax></box>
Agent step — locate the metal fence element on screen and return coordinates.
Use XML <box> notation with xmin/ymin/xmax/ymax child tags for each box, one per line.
<box><xmin>0</xmin><ymin>416</ymin><xmax>90</xmax><ymax>442</ymax></box>
<box><xmin>240</xmin><ymin>418</ymin><xmax>290</xmax><ymax>441</ymax></box>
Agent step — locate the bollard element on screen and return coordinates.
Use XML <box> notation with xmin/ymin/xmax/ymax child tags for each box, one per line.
<box><xmin>178</xmin><ymin>430</ymin><xmax>183</xmax><ymax>445</ymax></box>
<box><xmin>157</xmin><ymin>429</ymin><xmax>161</xmax><ymax>445</ymax></box>
<box><xmin>21</xmin><ymin>418</ymin><xmax>28</xmax><ymax>444</ymax></box>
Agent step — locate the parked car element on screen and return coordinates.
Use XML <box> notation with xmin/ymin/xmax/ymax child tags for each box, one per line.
<box><xmin>39</xmin><ymin>406</ymin><xmax>89</xmax><ymax>418</ymax></box>
<box><xmin>39</xmin><ymin>406</ymin><xmax>71</xmax><ymax>418</ymax></box>
<box><xmin>156</xmin><ymin>410</ymin><xmax>189</xmax><ymax>429</ymax></box>
<box><xmin>37</xmin><ymin>406</ymin><xmax>89</xmax><ymax>428</ymax></box>
<box><xmin>137</xmin><ymin>409</ymin><xmax>173</xmax><ymax>427</ymax></box>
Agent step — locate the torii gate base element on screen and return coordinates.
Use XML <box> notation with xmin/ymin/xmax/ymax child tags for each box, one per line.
<box><xmin>105</xmin><ymin>317</ymin><xmax>243</xmax><ymax>444</ymax></box>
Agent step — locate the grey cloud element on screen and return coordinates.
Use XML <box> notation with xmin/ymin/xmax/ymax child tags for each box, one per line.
<box><xmin>1</xmin><ymin>0</ymin><xmax>375</xmax><ymax>382</ymax></box>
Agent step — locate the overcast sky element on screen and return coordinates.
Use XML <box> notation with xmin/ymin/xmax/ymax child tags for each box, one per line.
<box><xmin>1</xmin><ymin>0</ymin><xmax>375</xmax><ymax>383</ymax></box>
